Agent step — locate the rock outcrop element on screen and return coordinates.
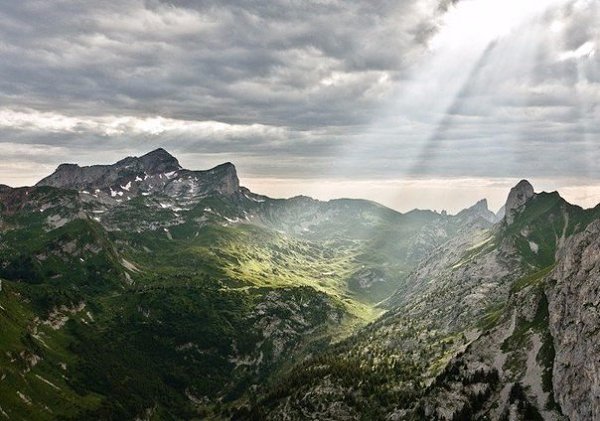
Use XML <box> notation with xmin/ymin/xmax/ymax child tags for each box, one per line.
<box><xmin>504</xmin><ymin>180</ymin><xmax>535</xmax><ymax>225</ymax></box>
<box><xmin>455</xmin><ymin>198</ymin><xmax>499</xmax><ymax>224</ymax></box>
<box><xmin>547</xmin><ymin>220</ymin><xmax>600</xmax><ymax>420</ymax></box>
<box><xmin>36</xmin><ymin>148</ymin><xmax>241</xmax><ymax>202</ymax></box>
<box><xmin>37</xmin><ymin>148</ymin><xmax>182</xmax><ymax>190</ymax></box>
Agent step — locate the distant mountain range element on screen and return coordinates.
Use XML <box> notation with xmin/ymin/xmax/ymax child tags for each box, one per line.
<box><xmin>0</xmin><ymin>149</ymin><xmax>598</xmax><ymax>420</ymax></box>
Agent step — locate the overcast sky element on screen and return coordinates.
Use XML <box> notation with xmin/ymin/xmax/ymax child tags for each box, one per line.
<box><xmin>0</xmin><ymin>0</ymin><xmax>598</xmax><ymax>212</ymax></box>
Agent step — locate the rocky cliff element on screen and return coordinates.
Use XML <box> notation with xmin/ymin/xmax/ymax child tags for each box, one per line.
<box><xmin>36</xmin><ymin>148</ymin><xmax>240</xmax><ymax>201</ymax></box>
<box><xmin>505</xmin><ymin>180</ymin><xmax>535</xmax><ymax>225</ymax></box>
<box><xmin>547</xmin><ymin>220</ymin><xmax>600</xmax><ymax>420</ymax></box>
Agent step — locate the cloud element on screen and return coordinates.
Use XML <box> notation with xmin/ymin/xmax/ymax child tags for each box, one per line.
<box><xmin>0</xmin><ymin>108</ymin><xmax>288</xmax><ymax>138</ymax></box>
<box><xmin>0</xmin><ymin>0</ymin><xmax>598</xmax><ymax>210</ymax></box>
<box><xmin>0</xmin><ymin>0</ymin><xmax>442</xmax><ymax>123</ymax></box>
<box><xmin>559</xmin><ymin>41</ymin><xmax>596</xmax><ymax>61</ymax></box>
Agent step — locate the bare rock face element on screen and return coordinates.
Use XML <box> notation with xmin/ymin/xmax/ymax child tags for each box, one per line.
<box><xmin>547</xmin><ymin>220</ymin><xmax>600</xmax><ymax>420</ymax></box>
<box><xmin>37</xmin><ymin>148</ymin><xmax>182</xmax><ymax>190</ymax></box>
<box><xmin>504</xmin><ymin>180</ymin><xmax>535</xmax><ymax>225</ymax></box>
<box><xmin>455</xmin><ymin>198</ymin><xmax>499</xmax><ymax>224</ymax></box>
<box><xmin>201</xmin><ymin>162</ymin><xmax>239</xmax><ymax>196</ymax></box>
<box><xmin>495</xmin><ymin>205</ymin><xmax>506</xmax><ymax>221</ymax></box>
<box><xmin>36</xmin><ymin>148</ymin><xmax>240</xmax><ymax>200</ymax></box>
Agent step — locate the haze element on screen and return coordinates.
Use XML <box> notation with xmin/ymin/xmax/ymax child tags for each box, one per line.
<box><xmin>0</xmin><ymin>0</ymin><xmax>598</xmax><ymax>213</ymax></box>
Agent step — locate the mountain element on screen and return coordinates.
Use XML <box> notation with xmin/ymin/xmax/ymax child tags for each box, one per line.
<box><xmin>0</xmin><ymin>149</ymin><xmax>496</xmax><ymax>419</ymax></box>
<box><xmin>2</xmin><ymin>149</ymin><xmax>600</xmax><ymax>420</ymax></box>
<box><xmin>37</xmin><ymin>148</ymin><xmax>183</xmax><ymax>189</ymax></box>
<box><xmin>251</xmin><ymin>180</ymin><xmax>600</xmax><ymax>420</ymax></box>
<box><xmin>505</xmin><ymin>179</ymin><xmax>535</xmax><ymax>225</ymax></box>
<box><xmin>37</xmin><ymin>148</ymin><xmax>240</xmax><ymax>201</ymax></box>
<box><xmin>455</xmin><ymin>198</ymin><xmax>499</xmax><ymax>224</ymax></box>
<box><xmin>547</xmin><ymin>220</ymin><xmax>600</xmax><ymax>420</ymax></box>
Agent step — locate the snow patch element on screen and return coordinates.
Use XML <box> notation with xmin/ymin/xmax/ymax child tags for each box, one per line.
<box><xmin>529</xmin><ymin>241</ymin><xmax>539</xmax><ymax>254</ymax></box>
<box><xmin>17</xmin><ymin>391</ymin><xmax>32</xmax><ymax>405</ymax></box>
<box><xmin>35</xmin><ymin>374</ymin><xmax>60</xmax><ymax>391</ymax></box>
<box><xmin>244</xmin><ymin>192</ymin><xmax>265</xmax><ymax>203</ymax></box>
<box><xmin>467</xmin><ymin>235</ymin><xmax>493</xmax><ymax>251</ymax></box>
<box><xmin>124</xmin><ymin>272</ymin><xmax>133</xmax><ymax>285</ymax></box>
<box><xmin>122</xmin><ymin>258</ymin><xmax>141</xmax><ymax>273</ymax></box>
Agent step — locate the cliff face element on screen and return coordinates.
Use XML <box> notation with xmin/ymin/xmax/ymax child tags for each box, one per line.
<box><xmin>35</xmin><ymin>149</ymin><xmax>241</xmax><ymax>206</ymax></box>
<box><xmin>547</xmin><ymin>220</ymin><xmax>600</xmax><ymax>420</ymax></box>
<box><xmin>36</xmin><ymin>148</ymin><xmax>183</xmax><ymax>190</ymax></box>
<box><xmin>504</xmin><ymin>180</ymin><xmax>535</xmax><ymax>225</ymax></box>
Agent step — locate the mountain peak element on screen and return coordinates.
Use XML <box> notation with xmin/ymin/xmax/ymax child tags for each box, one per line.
<box><xmin>472</xmin><ymin>198</ymin><xmax>488</xmax><ymax>211</ymax></box>
<box><xmin>212</xmin><ymin>161</ymin><xmax>236</xmax><ymax>171</ymax></box>
<box><xmin>504</xmin><ymin>179</ymin><xmax>535</xmax><ymax>224</ymax></box>
<box><xmin>456</xmin><ymin>198</ymin><xmax>497</xmax><ymax>223</ymax></box>
<box><xmin>197</xmin><ymin>161</ymin><xmax>239</xmax><ymax>195</ymax></box>
<box><xmin>513</xmin><ymin>179</ymin><xmax>534</xmax><ymax>192</ymax></box>
<box><xmin>141</xmin><ymin>147</ymin><xmax>174</xmax><ymax>161</ymax></box>
<box><xmin>457</xmin><ymin>198</ymin><xmax>488</xmax><ymax>214</ymax></box>
<box><xmin>35</xmin><ymin>149</ymin><xmax>234</xmax><ymax>196</ymax></box>
<box><xmin>138</xmin><ymin>148</ymin><xmax>181</xmax><ymax>173</ymax></box>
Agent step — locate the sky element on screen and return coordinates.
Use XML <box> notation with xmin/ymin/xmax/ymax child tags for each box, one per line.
<box><xmin>0</xmin><ymin>0</ymin><xmax>598</xmax><ymax>213</ymax></box>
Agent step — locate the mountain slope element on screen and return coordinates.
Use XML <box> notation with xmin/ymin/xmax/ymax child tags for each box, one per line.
<box><xmin>546</xmin><ymin>220</ymin><xmax>600</xmax><ymax>420</ymax></box>
<box><xmin>252</xmin><ymin>180</ymin><xmax>600</xmax><ymax>420</ymax></box>
<box><xmin>0</xmin><ymin>149</ymin><xmax>498</xmax><ymax>419</ymax></box>
<box><xmin>5</xmin><ymin>151</ymin><xmax>598</xmax><ymax>420</ymax></box>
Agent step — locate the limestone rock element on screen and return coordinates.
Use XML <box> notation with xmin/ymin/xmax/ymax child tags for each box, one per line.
<box><xmin>504</xmin><ymin>180</ymin><xmax>535</xmax><ymax>225</ymax></box>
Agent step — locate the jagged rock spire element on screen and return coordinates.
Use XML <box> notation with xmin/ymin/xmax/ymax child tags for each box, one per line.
<box><xmin>504</xmin><ymin>179</ymin><xmax>535</xmax><ymax>224</ymax></box>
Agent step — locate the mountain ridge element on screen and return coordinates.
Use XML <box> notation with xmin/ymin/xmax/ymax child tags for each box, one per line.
<box><xmin>0</xmin><ymin>149</ymin><xmax>504</xmax><ymax>419</ymax></box>
<box><xmin>1</xmin><ymin>150</ymin><xmax>598</xmax><ymax>420</ymax></box>
<box><xmin>251</xmin><ymin>177</ymin><xmax>600</xmax><ymax>420</ymax></box>
<box><xmin>34</xmin><ymin>148</ymin><xmax>520</xmax><ymax>219</ymax></box>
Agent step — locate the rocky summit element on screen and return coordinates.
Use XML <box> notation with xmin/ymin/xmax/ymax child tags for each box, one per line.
<box><xmin>504</xmin><ymin>179</ymin><xmax>535</xmax><ymax>225</ymax></box>
<box><xmin>36</xmin><ymin>148</ymin><xmax>240</xmax><ymax>201</ymax></box>
<box><xmin>37</xmin><ymin>148</ymin><xmax>182</xmax><ymax>189</ymax></box>
<box><xmin>0</xmin><ymin>150</ymin><xmax>599</xmax><ymax>420</ymax></box>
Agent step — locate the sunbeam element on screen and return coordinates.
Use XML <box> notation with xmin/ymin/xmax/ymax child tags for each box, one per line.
<box><xmin>323</xmin><ymin>0</ymin><xmax>577</xmax><ymax>213</ymax></box>
<box><xmin>2</xmin><ymin>2</ymin><xmax>600</xmax><ymax>418</ymax></box>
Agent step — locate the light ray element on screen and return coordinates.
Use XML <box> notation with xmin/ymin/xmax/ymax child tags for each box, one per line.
<box><xmin>321</xmin><ymin>0</ymin><xmax>575</xmax><ymax>214</ymax></box>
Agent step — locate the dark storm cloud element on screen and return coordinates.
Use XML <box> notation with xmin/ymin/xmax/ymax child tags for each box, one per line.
<box><xmin>0</xmin><ymin>0</ymin><xmax>441</xmax><ymax>123</ymax></box>
<box><xmin>0</xmin><ymin>0</ymin><xmax>598</xmax><ymax>187</ymax></box>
